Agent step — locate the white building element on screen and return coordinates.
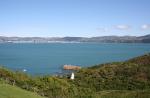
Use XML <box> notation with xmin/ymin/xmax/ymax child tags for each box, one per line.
<box><xmin>70</xmin><ymin>73</ymin><xmax>74</xmax><ymax>80</ymax></box>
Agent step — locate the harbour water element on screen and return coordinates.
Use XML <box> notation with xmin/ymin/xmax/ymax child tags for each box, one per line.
<box><xmin>0</xmin><ymin>43</ymin><xmax>150</xmax><ymax>75</ymax></box>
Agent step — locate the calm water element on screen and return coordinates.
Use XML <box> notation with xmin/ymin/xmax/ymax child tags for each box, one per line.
<box><xmin>0</xmin><ymin>43</ymin><xmax>150</xmax><ymax>75</ymax></box>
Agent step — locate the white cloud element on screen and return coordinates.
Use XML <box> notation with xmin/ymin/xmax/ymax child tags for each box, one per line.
<box><xmin>141</xmin><ymin>24</ymin><xmax>150</xmax><ymax>30</ymax></box>
<box><xmin>115</xmin><ymin>25</ymin><xmax>131</xmax><ymax>30</ymax></box>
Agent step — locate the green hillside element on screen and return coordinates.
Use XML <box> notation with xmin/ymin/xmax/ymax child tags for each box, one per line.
<box><xmin>0</xmin><ymin>83</ymin><xmax>45</xmax><ymax>98</ymax></box>
<box><xmin>72</xmin><ymin>53</ymin><xmax>150</xmax><ymax>91</ymax></box>
<box><xmin>0</xmin><ymin>53</ymin><xmax>150</xmax><ymax>98</ymax></box>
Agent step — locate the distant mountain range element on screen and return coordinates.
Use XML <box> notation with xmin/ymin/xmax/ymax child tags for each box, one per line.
<box><xmin>0</xmin><ymin>34</ymin><xmax>150</xmax><ymax>43</ymax></box>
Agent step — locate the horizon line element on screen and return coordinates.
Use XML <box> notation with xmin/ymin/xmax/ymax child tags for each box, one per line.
<box><xmin>0</xmin><ymin>34</ymin><xmax>149</xmax><ymax>38</ymax></box>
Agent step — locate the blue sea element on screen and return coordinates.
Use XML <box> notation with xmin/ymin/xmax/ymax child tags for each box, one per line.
<box><xmin>0</xmin><ymin>43</ymin><xmax>150</xmax><ymax>75</ymax></box>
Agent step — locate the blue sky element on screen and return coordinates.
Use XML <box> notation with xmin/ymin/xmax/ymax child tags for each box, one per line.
<box><xmin>0</xmin><ymin>0</ymin><xmax>150</xmax><ymax>37</ymax></box>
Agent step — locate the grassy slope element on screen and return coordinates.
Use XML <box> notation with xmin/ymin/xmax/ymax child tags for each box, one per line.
<box><xmin>0</xmin><ymin>83</ymin><xmax>45</xmax><ymax>98</ymax></box>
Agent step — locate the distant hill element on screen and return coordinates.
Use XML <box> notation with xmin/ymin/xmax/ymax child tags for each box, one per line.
<box><xmin>0</xmin><ymin>34</ymin><xmax>150</xmax><ymax>43</ymax></box>
<box><xmin>0</xmin><ymin>53</ymin><xmax>150</xmax><ymax>98</ymax></box>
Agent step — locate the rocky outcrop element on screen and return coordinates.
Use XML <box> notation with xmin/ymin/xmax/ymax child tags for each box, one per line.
<box><xmin>63</xmin><ymin>65</ymin><xmax>81</xmax><ymax>70</ymax></box>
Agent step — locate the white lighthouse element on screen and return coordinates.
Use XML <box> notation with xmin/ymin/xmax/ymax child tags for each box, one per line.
<box><xmin>70</xmin><ymin>72</ymin><xmax>74</xmax><ymax>80</ymax></box>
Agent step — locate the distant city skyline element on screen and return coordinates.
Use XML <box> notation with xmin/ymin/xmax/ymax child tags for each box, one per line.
<box><xmin>0</xmin><ymin>0</ymin><xmax>150</xmax><ymax>37</ymax></box>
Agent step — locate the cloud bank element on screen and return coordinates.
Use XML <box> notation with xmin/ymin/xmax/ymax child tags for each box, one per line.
<box><xmin>141</xmin><ymin>24</ymin><xmax>150</xmax><ymax>30</ymax></box>
<box><xmin>115</xmin><ymin>25</ymin><xmax>131</xmax><ymax>30</ymax></box>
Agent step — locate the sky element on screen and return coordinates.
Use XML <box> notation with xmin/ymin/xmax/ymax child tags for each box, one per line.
<box><xmin>0</xmin><ymin>0</ymin><xmax>150</xmax><ymax>37</ymax></box>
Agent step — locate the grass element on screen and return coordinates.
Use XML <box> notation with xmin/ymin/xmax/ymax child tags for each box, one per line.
<box><xmin>0</xmin><ymin>83</ymin><xmax>45</xmax><ymax>98</ymax></box>
<box><xmin>95</xmin><ymin>90</ymin><xmax>150</xmax><ymax>98</ymax></box>
<box><xmin>0</xmin><ymin>79</ymin><xmax>150</xmax><ymax>98</ymax></box>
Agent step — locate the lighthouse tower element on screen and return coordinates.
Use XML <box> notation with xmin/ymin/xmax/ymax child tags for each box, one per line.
<box><xmin>70</xmin><ymin>72</ymin><xmax>74</xmax><ymax>80</ymax></box>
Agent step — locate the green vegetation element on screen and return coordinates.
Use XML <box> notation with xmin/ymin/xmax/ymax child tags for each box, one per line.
<box><xmin>0</xmin><ymin>53</ymin><xmax>150</xmax><ymax>98</ymax></box>
<box><xmin>0</xmin><ymin>82</ymin><xmax>45</xmax><ymax>98</ymax></box>
<box><xmin>95</xmin><ymin>90</ymin><xmax>150</xmax><ymax>98</ymax></box>
<box><xmin>73</xmin><ymin>54</ymin><xmax>150</xmax><ymax>91</ymax></box>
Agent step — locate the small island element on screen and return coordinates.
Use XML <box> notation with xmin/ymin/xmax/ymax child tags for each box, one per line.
<box><xmin>63</xmin><ymin>64</ymin><xmax>81</xmax><ymax>70</ymax></box>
